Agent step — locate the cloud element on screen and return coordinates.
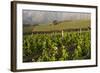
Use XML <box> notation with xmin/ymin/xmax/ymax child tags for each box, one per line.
<box><xmin>23</xmin><ymin>10</ymin><xmax>91</xmax><ymax>25</ymax></box>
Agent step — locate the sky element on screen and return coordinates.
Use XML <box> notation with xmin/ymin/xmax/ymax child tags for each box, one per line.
<box><xmin>23</xmin><ymin>10</ymin><xmax>91</xmax><ymax>25</ymax></box>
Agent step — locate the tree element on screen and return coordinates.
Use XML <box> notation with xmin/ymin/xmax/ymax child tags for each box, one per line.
<box><xmin>53</xmin><ymin>20</ymin><xmax>58</xmax><ymax>25</ymax></box>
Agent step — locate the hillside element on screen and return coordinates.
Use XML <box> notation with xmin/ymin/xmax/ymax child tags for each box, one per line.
<box><xmin>23</xmin><ymin>19</ymin><xmax>90</xmax><ymax>33</ymax></box>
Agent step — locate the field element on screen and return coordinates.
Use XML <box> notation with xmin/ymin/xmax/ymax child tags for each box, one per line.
<box><xmin>23</xmin><ymin>32</ymin><xmax>91</xmax><ymax>62</ymax></box>
<box><xmin>23</xmin><ymin>20</ymin><xmax>90</xmax><ymax>34</ymax></box>
<box><xmin>23</xmin><ymin>19</ymin><xmax>91</xmax><ymax>62</ymax></box>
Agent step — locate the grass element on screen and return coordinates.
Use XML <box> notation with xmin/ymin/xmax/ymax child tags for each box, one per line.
<box><xmin>23</xmin><ymin>19</ymin><xmax>90</xmax><ymax>33</ymax></box>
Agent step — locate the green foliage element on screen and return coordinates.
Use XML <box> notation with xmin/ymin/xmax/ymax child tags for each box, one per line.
<box><xmin>23</xmin><ymin>31</ymin><xmax>91</xmax><ymax>62</ymax></box>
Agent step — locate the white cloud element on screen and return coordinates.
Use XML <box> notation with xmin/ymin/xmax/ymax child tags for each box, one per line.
<box><xmin>23</xmin><ymin>10</ymin><xmax>91</xmax><ymax>25</ymax></box>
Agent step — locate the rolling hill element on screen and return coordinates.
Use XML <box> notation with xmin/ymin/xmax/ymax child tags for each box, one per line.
<box><xmin>23</xmin><ymin>19</ymin><xmax>90</xmax><ymax>34</ymax></box>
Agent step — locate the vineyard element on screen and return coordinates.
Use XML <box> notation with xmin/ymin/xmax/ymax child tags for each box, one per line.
<box><xmin>23</xmin><ymin>31</ymin><xmax>91</xmax><ymax>62</ymax></box>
